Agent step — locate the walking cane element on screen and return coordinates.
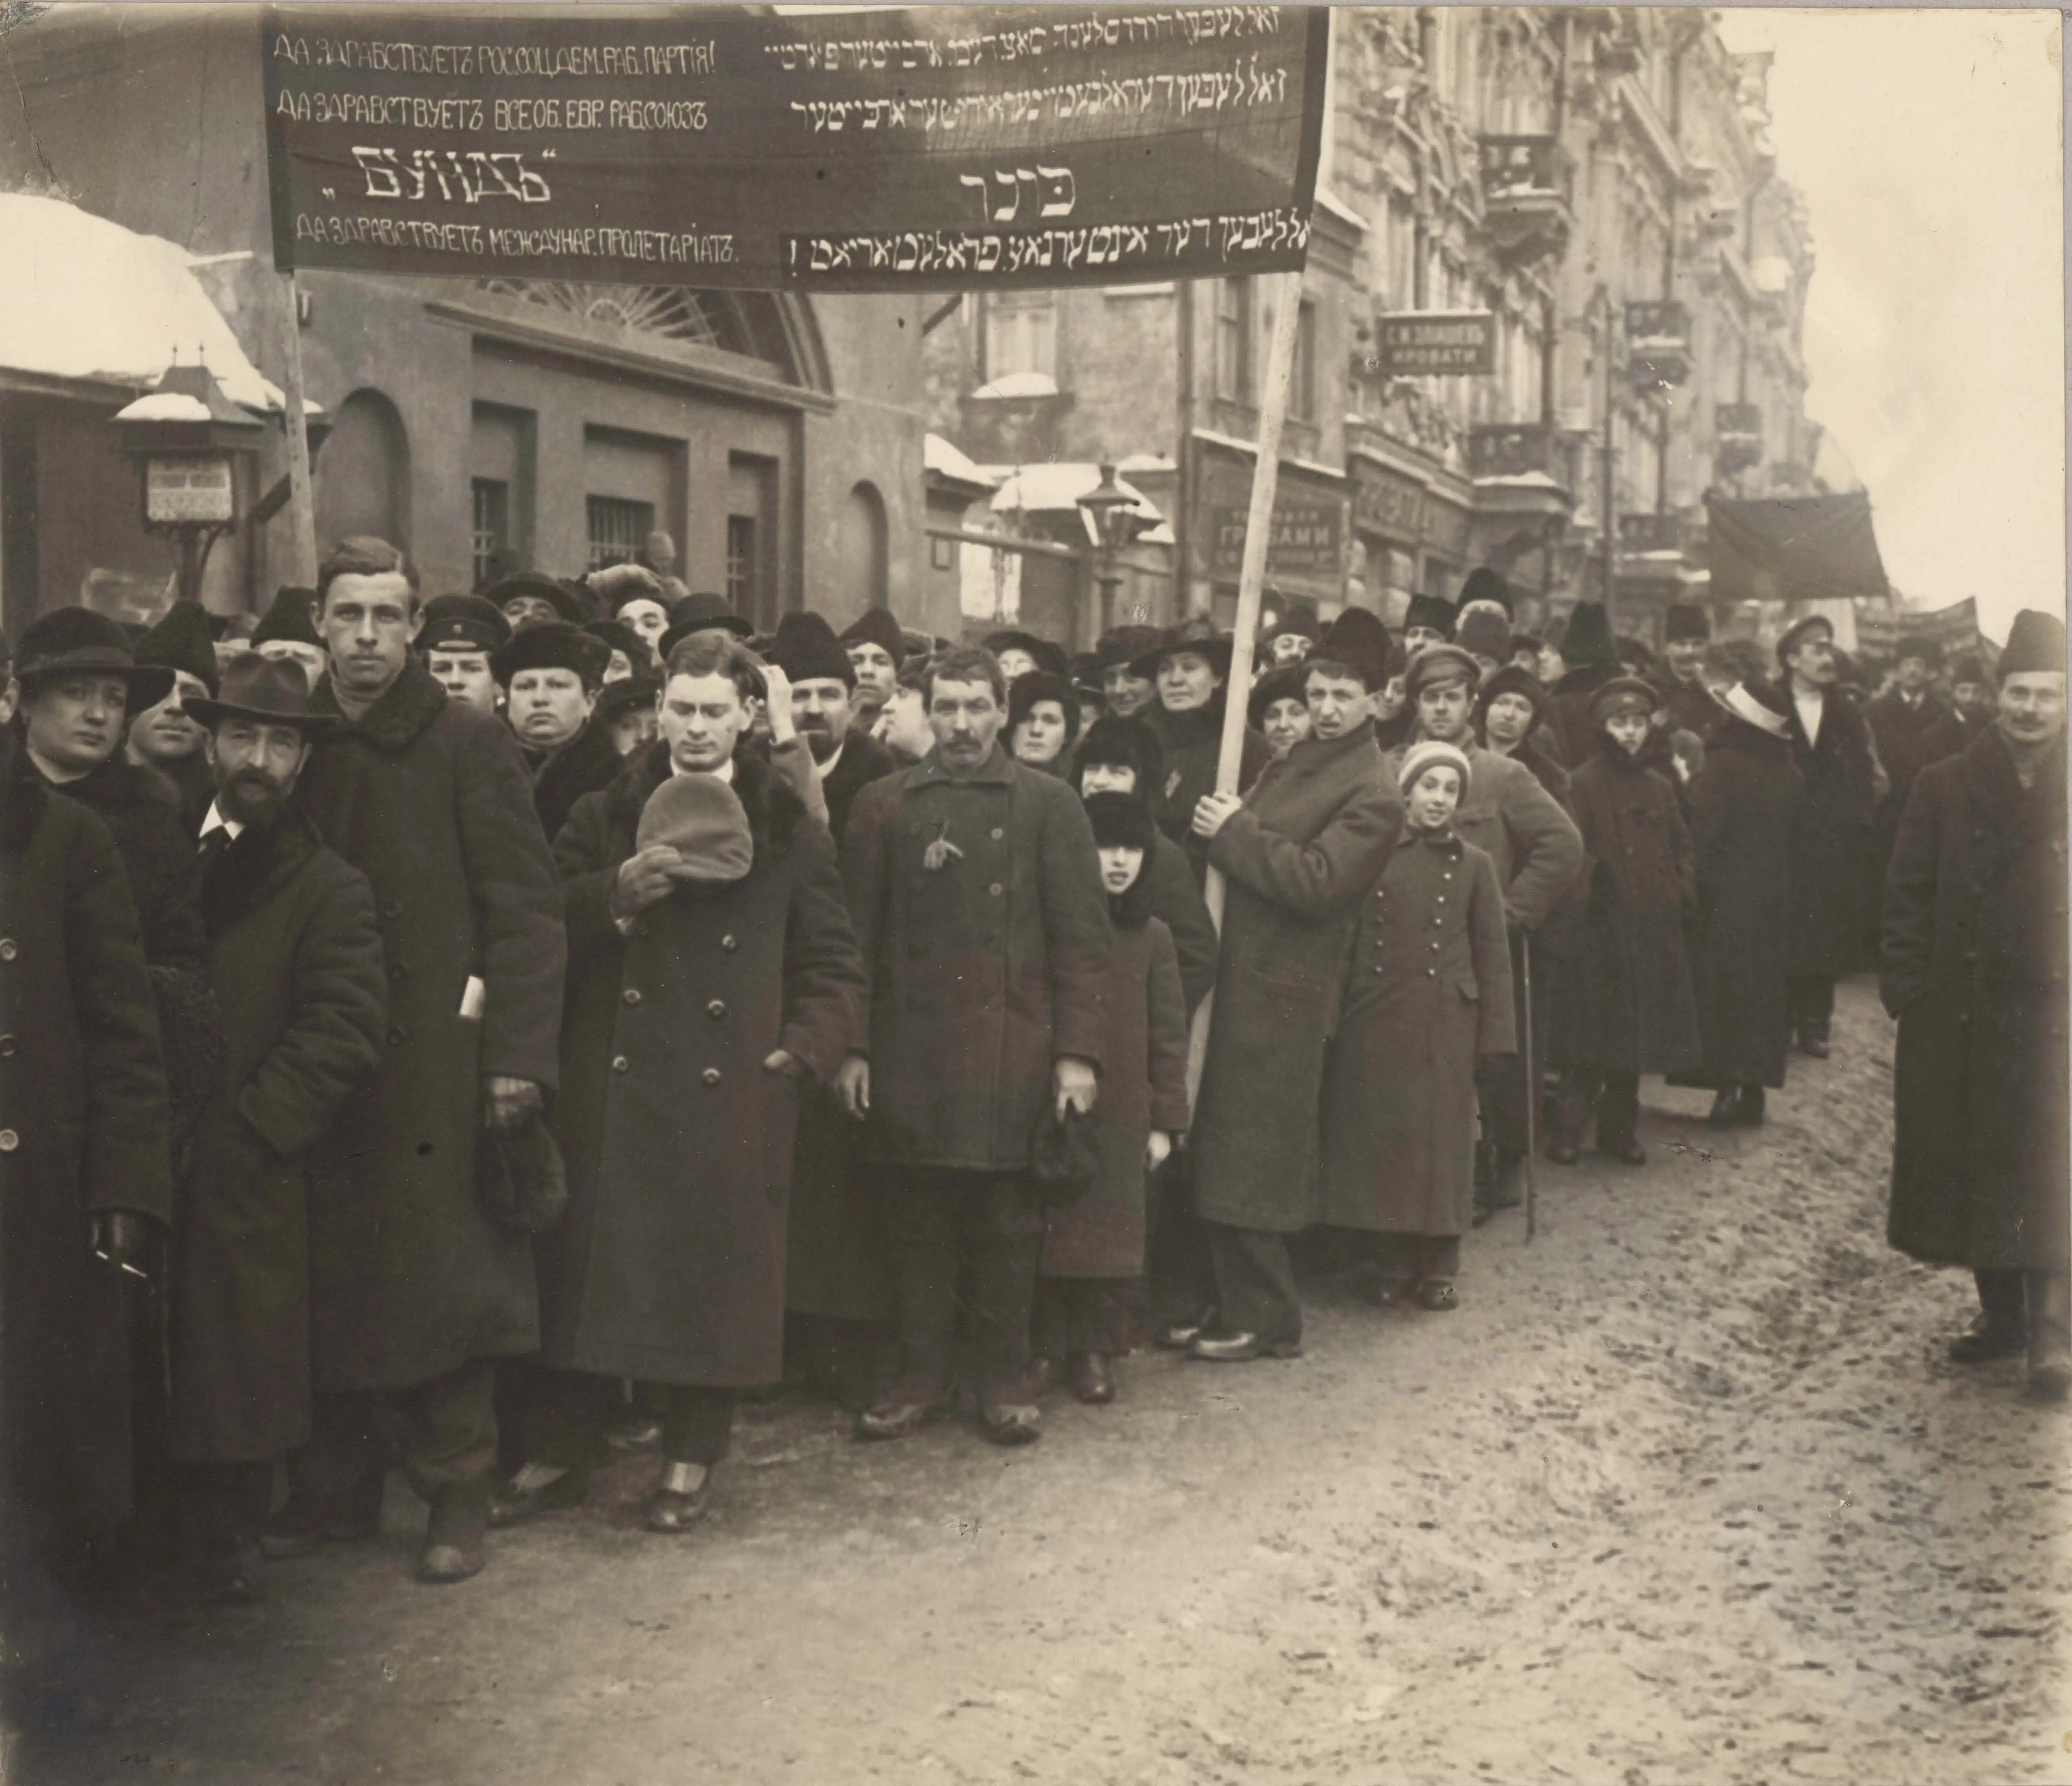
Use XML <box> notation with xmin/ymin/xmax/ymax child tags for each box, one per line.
<box><xmin>1521</xmin><ymin>937</ymin><xmax>1540</xmax><ymax>1244</ymax></box>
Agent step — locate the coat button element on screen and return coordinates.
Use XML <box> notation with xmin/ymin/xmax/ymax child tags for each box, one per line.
<box><xmin>612</xmin><ymin>1055</ymin><xmax>630</xmax><ymax>1073</ymax></box>
<box><xmin>702</xmin><ymin>1067</ymin><xmax>722</xmax><ymax>1086</ymax></box>
<box><xmin>0</xmin><ymin>940</ymin><xmax>15</xmax><ymax>961</ymax></box>
<box><xmin>707</xmin><ymin>1000</ymin><xmax>727</xmax><ymax>1019</ymax></box>
<box><xmin>991</xmin><ymin>827</ymin><xmax>1005</xmax><ymax>840</ymax></box>
<box><xmin>0</xmin><ymin>1128</ymin><xmax>14</xmax><ymax>1150</ymax></box>
<box><xmin>1374</xmin><ymin>964</ymin><xmax>1385</xmax><ymax>975</ymax></box>
<box><xmin>990</xmin><ymin>883</ymin><xmax>1004</xmax><ymax>897</ymax></box>
<box><xmin>624</xmin><ymin>988</ymin><xmax>641</xmax><ymax>1006</ymax></box>
<box><xmin>720</xmin><ymin>935</ymin><xmax>738</xmax><ymax>951</ymax></box>
<box><xmin>0</xmin><ymin>1035</ymin><xmax>13</xmax><ymax>1058</ymax></box>
<box><xmin>1425</xmin><ymin>968</ymin><xmax>1436</xmax><ymax>978</ymax></box>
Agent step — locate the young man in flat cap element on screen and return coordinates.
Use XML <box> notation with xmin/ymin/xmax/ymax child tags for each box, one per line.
<box><xmin>418</xmin><ymin>594</ymin><xmax>511</xmax><ymax>720</ymax></box>
<box><xmin>839</xmin><ymin>606</ymin><xmax>907</xmax><ymax>730</ymax></box>
<box><xmin>1776</xmin><ymin>614</ymin><xmax>1883</xmax><ymax>1059</ymax></box>
<box><xmin>172</xmin><ymin>657</ymin><xmax>387</xmax><ymax>1602</ymax></box>
<box><xmin>1883</xmin><ymin>609</ymin><xmax>2070</xmax><ymax>1400</ymax></box>
<box><xmin>494</xmin><ymin>621</ymin><xmax>619</xmax><ymax>843</ymax></box>
<box><xmin>280</xmin><ymin>535</ymin><xmax>566</xmax><ymax>1584</ymax></box>
<box><xmin>1394</xmin><ymin>641</ymin><xmax>1582</xmax><ymax>1211</ymax></box>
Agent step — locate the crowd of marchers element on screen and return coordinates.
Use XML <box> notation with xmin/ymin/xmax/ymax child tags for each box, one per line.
<box><xmin>3</xmin><ymin>537</ymin><xmax>2064</xmax><ymax>1663</ymax></box>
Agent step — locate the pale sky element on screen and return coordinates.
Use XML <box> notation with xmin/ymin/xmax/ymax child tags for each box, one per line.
<box><xmin>1715</xmin><ymin>7</ymin><xmax>2063</xmax><ymax>639</ymax></box>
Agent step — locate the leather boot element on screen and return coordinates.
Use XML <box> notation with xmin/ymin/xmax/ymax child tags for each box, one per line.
<box><xmin>261</xmin><ymin>1463</ymin><xmax>383</xmax><ymax>1560</ymax></box>
<box><xmin>1797</xmin><ymin>1019</ymin><xmax>1831</xmax><ymax>1059</ymax></box>
<box><xmin>416</xmin><ymin>1479</ymin><xmax>490</xmax><ymax>1584</ymax></box>
<box><xmin>1736</xmin><ymin>1086</ymin><xmax>1766</xmax><ymax>1126</ymax></box>
<box><xmin>1948</xmin><ymin>1309</ymin><xmax>2027</xmax><ymax>1364</ymax></box>
<box><xmin>2026</xmin><ymin>1274</ymin><xmax>2072</xmax><ymax>1401</ymax></box>
<box><xmin>1705</xmin><ymin>1087</ymin><xmax>1743</xmax><ymax>1129</ymax></box>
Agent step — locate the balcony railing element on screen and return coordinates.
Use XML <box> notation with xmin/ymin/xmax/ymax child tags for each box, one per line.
<box><xmin>1478</xmin><ymin>136</ymin><xmax>1575</xmax><ymax>271</ymax></box>
<box><xmin>1619</xmin><ymin>510</ymin><xmax>1689</xmax><ymax>555</ymax></box>
<box><xmin>1716</xmin><ymin>402</ymin><xmax>1763</xmax><ymax>474</ymax></box>
<box><xmin>1469</xmin><ymin>423</ymin><xmax>1565</xmax><ymax>483</ymax></box>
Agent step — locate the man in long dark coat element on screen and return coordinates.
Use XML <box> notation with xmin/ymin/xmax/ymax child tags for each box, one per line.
<box><xmin>494</xmin><ymin>633</ymin><xmax>864</xmax><ymax>1533</ymax></box>
<box><xmin>762</xmin><ymin>612</ymin><xmax>898</xmax><ymax>1401</ymax></box>
<box><xmin>1683</xmin><ymin>681</ymin><xmax>1804</xmax><ymax>1126</ymax></box>
<box><xmin>1866</xmin><ymin>637</ymin><xmax>1953</xmax><ymax>947</ymax></box>
<box><xmin>0</xmin><ymin>654</ymin><xmax>169</xmax><ymax>1699</ymax></box>
<box><xmin>839</xmin><ymin>645</ymin><xmax>1110</xmax><ymax>1446</ymax></box>
<box><xmin>172</xmin><ymin>657</ymin><xmax>387</xmax><ymax>1601</ymax></box>
<box><xmin>1187</xmin><ymin>650</ymin><xmax>1403</xmax><ymax>1360</ymax></box>
<box><xmin>1882</xmin><ymin>609</ymin><xmax>2069</xmax><ymax>1399</ymax></box>
<box><xmin>1776</xmin><ymin>615</ymin><xmax>1883</xmax><ymax>1059</ymax></box>
<box><xmin>284</xmin><ymin>537</ymin><xmax>566</xmax><ymax>1584</ymax></box>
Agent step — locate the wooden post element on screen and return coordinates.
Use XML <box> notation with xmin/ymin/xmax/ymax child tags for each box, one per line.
<box><xmin>1186</xmin><ymin>267</ymin><xmax>1309</xmax><ymax>1100</ymax></box>
<box><xmin>278</xmin><ymin>272</ymin><xmax>319</xmax><ymax>588</ymax></box>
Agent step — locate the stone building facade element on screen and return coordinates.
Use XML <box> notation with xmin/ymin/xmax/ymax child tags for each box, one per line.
<box><xmin>923</xmin><ymin>6</ymin><xmax>1823</xmax><ymax>642</ymax></box>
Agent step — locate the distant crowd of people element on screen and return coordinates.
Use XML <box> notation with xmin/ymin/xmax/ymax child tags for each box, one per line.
<box><xmin>4</xmin><ymin>537</ymin><xmax>2063</xmax><ymax>1683</ymax></box>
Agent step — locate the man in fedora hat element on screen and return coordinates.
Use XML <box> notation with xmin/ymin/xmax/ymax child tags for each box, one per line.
<box><xmin>1884</xmin><ymin>608</ymin><xmax>2070</xmax><ymax>1400</ymax></box>
<box><xmin>170</xmin><ymin>658</ymin><xmax>388</xmax><ymax>1602</ymax></box>
<box><xmin>280</xmin><ymin>535</ymin><xmax>566</xmax><ymax>1585</ymax></box>
<box><xmin>1776</xmin><ymin>613</ymin><xmax>1883</xmax><ymax>1059</ymax></box>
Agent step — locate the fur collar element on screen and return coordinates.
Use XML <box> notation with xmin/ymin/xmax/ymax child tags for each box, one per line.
<box><xmin>311</xmin><ymin>656</ymin><xmax>448</xmax><ymax>753</ymax></box>
<box><xmin>605</xmin><ymin>738</ymin><xmax>805</xmax><ymax>853</ymax></box>
<box><xmin>200</xmin><ymin>808</ymin><xmax>325</xmax><ymax>938</ymax></box>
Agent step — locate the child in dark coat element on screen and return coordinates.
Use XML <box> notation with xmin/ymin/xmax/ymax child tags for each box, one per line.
<box><xmin>1547</xmin><ymin>678</ymin><xmax>1702</xmax><ymax>1164</ymax></box>
<box><xmin>1031</xmin><ymin>793</ymin><xmax>1190</xmax><ymax>1406</ymax></box>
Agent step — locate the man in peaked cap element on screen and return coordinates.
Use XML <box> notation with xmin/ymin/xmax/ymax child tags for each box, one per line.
<box><xmin>839</xmin><ymin>606</ymin><xmax>907</xmax><ymax>727</ymax></box>
<box><xmin>418</xmin><ymin>594</ymin><xmax>510</xmax><ymax>719</ymax></box>
<box><xmin>484</xmin><ymin>572</ymin><xmax>585</xmax><ymax>634</ymax></box>
<box><xmin>493</xmin><ymin>621</ymin><xmax>620</xmax><ymax>843</ymax></box>
<box><xmin>1884</xmin><ymin>608</ymin><xmax>2070</xmax><ymax>1399</ymax></box>
<box><xmin>250</xmin><ymin>587</ymin><xmax>329</xmax><ymax>692</ymax></box>
<box><xmin>130</xmin><ymin>601</ymin><xmax>223</xmax><ymax>835</ymax></box>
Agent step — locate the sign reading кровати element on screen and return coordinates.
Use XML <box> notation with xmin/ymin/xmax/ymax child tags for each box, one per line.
<box><xmin>263</xmin><ymin>5</ymin><xmax>1326</xmax><ymax>292</ymax></box>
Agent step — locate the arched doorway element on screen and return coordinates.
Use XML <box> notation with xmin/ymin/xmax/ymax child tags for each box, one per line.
<box><xmin>315</xmin><ymin>389</ymin><xmax>412</xmax><ymax>550</ymax></box>
<box><xmin>836</xmin><ymin>480</ymin><xmax>889</xmax><ymax>617</ymax></box>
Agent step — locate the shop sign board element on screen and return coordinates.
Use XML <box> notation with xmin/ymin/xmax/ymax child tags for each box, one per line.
<box><xmin>1371</xmin><ymin>310</ymin><xmax>1495</xmax><ymax>376</ymax></box>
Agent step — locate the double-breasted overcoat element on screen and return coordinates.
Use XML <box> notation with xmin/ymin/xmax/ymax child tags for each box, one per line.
<box><xmin>295</xmin><ymin>659</ymin><xmax>566</xmax><ymax>1390</ymax></box>
<box><xmin>0</xmin><ymin>737</ymin><xmax>170</xmax><ymax>1544</ymax></box>
<box><xmin>843</xmin><ymin>744</ymin><xmax>1110</xmax><ymax>1172</ymax></box>
<box><xmin>546</xmin><ymin>744</ymin><xmax>866</xmax><ymax>1385</ymax></box>
<box><xmin>1386</xmin><ymin>738</ymin><xmax>1582</xmax><ymax>934</ymax></box>
<box><xmin>171</xmin><ymin>811</ymin><xmax>387</xmax><ymax>1460</ymax></box>
<box><xmin>1685</xmin><ymin>716</ymin><xmax>1804</xmax><ymax>1089</ymax></box>
<box><xmin>1191</xmin><ymin>724</ymin><xmax>1404</xmax><ymax>1231</ymax></box>
<box><xmin>1548</xmin><ymin>745</ymin><xmax>1702</xmax><ymax>1075</ymax></box>
<box><xmin>1040</xmin><ymin>912</ymin><xmax>1190</xmax><ymax>1279</ymax></box>
<box><xmin>1319</xmin><ymin>828</ymin><xmax>1514</xmax><ymax>1237</ymax></box>
<box><xmin>1882</xmin><ymin>727</ymin><xmax>2069</xmax><ymax>1273</ymax></box>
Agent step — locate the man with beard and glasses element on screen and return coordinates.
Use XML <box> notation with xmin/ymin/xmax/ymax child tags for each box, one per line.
<box><xmin>172</xmin><ymin>657</ymin><xmax>387</xmax><ymax>1603</ymax></box>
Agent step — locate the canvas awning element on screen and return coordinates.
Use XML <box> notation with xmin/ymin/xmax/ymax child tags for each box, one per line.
<box><xmin>1706</xmin><ymin>490</ymin><xmax>1891</xmax><ymax>609</ymax></box>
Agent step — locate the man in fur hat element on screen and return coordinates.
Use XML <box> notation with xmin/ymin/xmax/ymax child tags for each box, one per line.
<box><xmin>1659</xmin><ymin>604</ymin><xmax>1718</xmax><ymax>737</ymax></box>
<box><xmin>840</xmin><ymin>606</ymin><xmax>907</xmax><ymax>728</ymax></box>
<box><xmin>1884</xmin><ymin>609</ymin><xmax>2070</xmax><ymax>1399</ymax></box>
<box><xmin>173</xmin><ymin>658</ymin><xmax>387</xmax><ymax>1602</ymax></box>
<box><xmin>1546</xmin><ymin>602</ymin><xmax>1622</xmax><ymax>767</ymax></box>
<box><xmin>1262</xmin><ymin>599</ymin><xmax>1321</xmax><ymax>667</ymax></box>
<box><xmin>494</xmin><ymin>622</ymin><xmax>620</xmax><ymax>844</ymax></box>
<box><xmin>249</xmin><ymin>587</ymin><xmax>328</xmax><ymax>691</ymax></box>
<box><xmin>1401</xmin><ymin>592</ymin><xmax>1456</xmax><ymax>658</ymax></box>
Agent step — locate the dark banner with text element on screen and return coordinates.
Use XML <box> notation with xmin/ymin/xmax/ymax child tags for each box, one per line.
<box><xmin>262</xmin><ymin>5</ymin><xmax>1327</xmax><ymax>291</ymax></box>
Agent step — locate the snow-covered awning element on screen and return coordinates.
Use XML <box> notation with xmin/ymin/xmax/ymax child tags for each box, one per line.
<box><xmin>923</xmin><ymin>432</ymin><xmax>998</xmax><ymax>490</ymax></box>
<box><xmin>1</xmin><ymin>194</ymin><xmax>285</xmax><ymax>413</ymax></box>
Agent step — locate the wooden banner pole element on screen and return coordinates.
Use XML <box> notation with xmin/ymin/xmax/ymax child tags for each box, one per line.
<box><xmin>278</xmin><ymin>272</ymin><xmax>319</xmax><ymax>589</ymax></box>
<box><xmin>1187</xmin><ymin>266</ymin><xmax>1309</xmax><ymax>1103</ymax></box>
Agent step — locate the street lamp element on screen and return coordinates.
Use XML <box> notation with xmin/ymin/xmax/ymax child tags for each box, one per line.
<box><xmin>113</xmin><ymin>360</ymin><xmax>267</xmax><ymax>606</ymax></box>
<box><xmin>1077</xmin><ymin>463</ymin><xmax>1148</xmax><ymax>636</ymax></box>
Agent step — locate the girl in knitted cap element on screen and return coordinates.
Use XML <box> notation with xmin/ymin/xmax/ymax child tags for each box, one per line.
<box><xmin>1318</xmin><ymin>741</ymin><xmax>1514</xmax><ymax>1311</ymax></box>
<box><xmin>1545</xmin><ymin>678</ymin><xmax>1702</xmax><ymax>1166</ymax></box>
<box><xmin>1032</xmin><ymin>792</ymin><xmax>1191</xmax><ymax>1405</ymax></box>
